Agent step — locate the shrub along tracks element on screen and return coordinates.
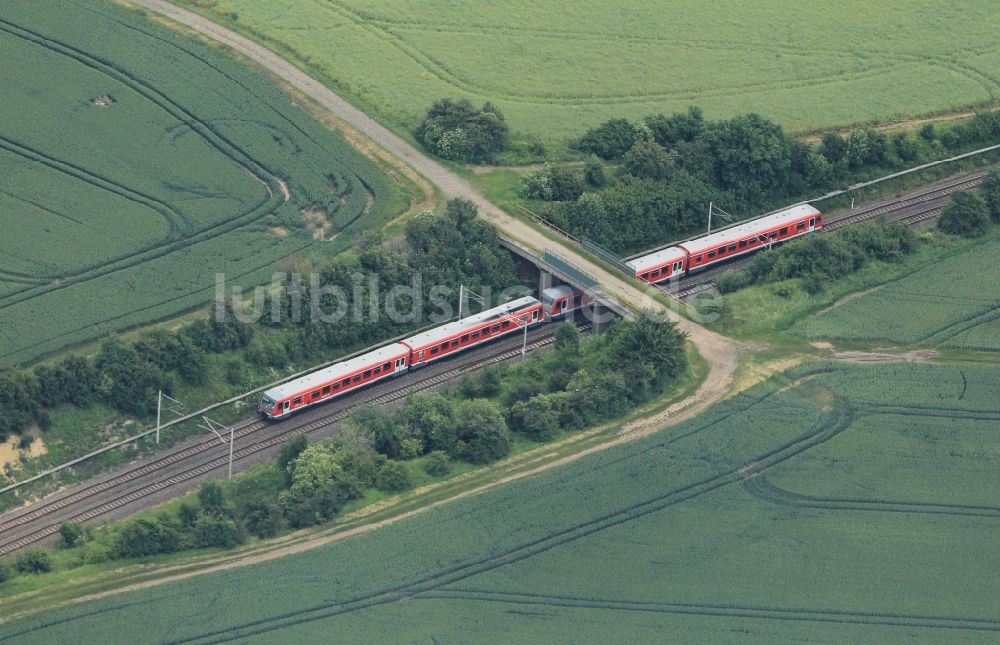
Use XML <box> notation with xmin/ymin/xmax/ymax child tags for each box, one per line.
<box><xmin>0</xmin><ymin>323</ymin><xmax>579</xmax><ymax>557</ymax></box>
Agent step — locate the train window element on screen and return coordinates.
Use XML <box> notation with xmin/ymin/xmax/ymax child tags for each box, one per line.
<box><xmin>674</xmin><ymin>260</ymin><xmax>683</xmax><ymax>271</ymax></box>
<box><xmin>696</xmin><ymin>255</ymin><xmax>703</xmax><ymax>263</ymax></box>
<box><xmin>650</xmin><ymin>269</ymin><xmax>659</xmax><ymax>277</ymax></box>
<box><xmin>363</xmin><ymin>370</ymin><xmax>371</xmax><ymax>379</ymax></box>
<box><xmin>451</xmin><ymin>338</ymin><xmax>460</xmax><ymax>346</ymax></box>
<box><xmin>739</xmin><ymin>240</ymin><xmax>747</xmax><ymax>248</ymax></box>
<box><xmin>440</xmin><ymin>342</ymin><xmax>448</xmax><ymax>352</ymax></box>
<box><xmin>641</xmin><ymin>272</ymin><xmax>649</xmax><ymax>280</ymax></box>
<box><xmin>322</xmin><ymin>385</ymin><xmax>331</xmax><ymax>395</ymax></box>
<box><xmin>342</xmin><ymin>378</ymin><xmax>350</xmax><ymax>387</ymax></box>
<box><xmin>383</xmin><ymin>362</ymin><xmax>392</xmax><ymax>371</ymax></box>
<box><xmin>312</xmin><ymin>390</ymin><xmax>321</xmax><ymax>398</ymax></box>
<box><xmin>729</xmin><ymin>244</ymin><xmax>736</xmax><ymax>251</ymax></box>
<box><xmin>501</xmin><ymin>320</ymin><xmax>510</xmax><ymax>328</ymax></box>
<box><xmin>770</xmin><ymin>232</ymin><xmax>778</xmax><ymax>239</ymax></box>
<box><xmin>492</xmin><ymin>324</ymin><xmax>500</xmax><ymax>332</ymax></box>
<box><xmin>353</xmin><ymin>374</ymin><xmax>361</xmax><ymax>382</ymax></box>
<box><xmin>482</xmin><ymin>327</ymin><xmax>490</xmax><ymax>336</ymax></box>
<box><xmin>293</xmin><ymin>397</ymin><xmax>302</xmax><ymax>405</ymax></box>
<box><xmin>461</xmin><ymin>334</ymin><xmax>469</xmax><ymax>343</ymax></box>
<box><xmin>332</xmin><ymin>382</ymin><xmax>340</xmax><ymax>390</ymax></box>
<box><xmin>471</xmin><ymin>330</ymin><xmax>480</xmax><ymax>339</ymax></box>
<box><xmin>374</xmin><ymin>366</ymin><xmax>382</xmax><ymax>374</ymax></box>
<box><xmin>780</xmin><ymin>227</ymin><xmax>788</xmax><ymax>235</ymax></box>
<box><xmin>708</xmin><ymin>250</ymin><xmax>716</xmax><ymax>258</ymax></box>
<box><xmin>797</xmin><ymin>221</ymin><xmax>805</xmax><ymax>230</ymax></box>
<box><xmin>396</xmin><ymin>358</ymin><xmax>405</xmax><ymax>367</ymax></box>
<box><xmin>532</xmin><ymin>310</ymin><xmax>539</xmax><ymax>320</ymax></box>
<box><xmin>430</xmin><ymin>347</ymin><xmax>438</xmax><ymax>355</ymax></box>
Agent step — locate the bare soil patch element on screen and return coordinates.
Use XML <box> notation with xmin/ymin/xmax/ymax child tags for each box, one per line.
<box><xmin>834</xmin><ymin>349</ymin><xmax>938</xmax><ymax>362</ymax></box>
<box><xmin>301</xmin><ymin>207</ymin><xmax>332</xmax><ymax>240</ymax></box>
<box><xmin>276</xmin><ymin>178</ymin><xmax>290</xmax><ymax>203</ymax></box>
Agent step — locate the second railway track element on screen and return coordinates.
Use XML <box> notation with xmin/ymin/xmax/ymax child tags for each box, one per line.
<box><xmin>662</xmin><ymin>172</ymin><xmax>986</xmax><ymax>300</ymax></box>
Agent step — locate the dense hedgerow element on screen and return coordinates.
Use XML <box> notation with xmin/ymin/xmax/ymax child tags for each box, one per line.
<box><xmin>548</xmin><ymin>108</ymin><xmax>1000</xmax><ymax>254</ymax></box>
<box><xmin>717</xmin><ymin>221</ymin><xmax>918</xmax><ymax>294</ymax></box>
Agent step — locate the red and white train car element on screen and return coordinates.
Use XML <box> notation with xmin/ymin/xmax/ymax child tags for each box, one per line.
<box><xmin>540</xmin><ymin>285</ymin><xmax>592</xmax><ymax>319</ymax></box>
<box><xmin>258</xmin><ymin>297</ymin><xmax>545</xmax><ymax>419</ymax></box>
<box><xmin>629</xmin><ymin>204</ymin><xmax>822</xmax><ymax>284</ymax></box>
<box><xmin>258</xmin><ymin>342</ymin><xmax>409</xmax><ymax>419</ymax></box>
<box><xmin>400</xmin><ymin>296</ymin><xmax>543</xmax><ymax>367</ymax></box>
<box><xmin>626</xmin><ymin>246</ymin><xmax>687</xmax><ymax>285</ymax></box>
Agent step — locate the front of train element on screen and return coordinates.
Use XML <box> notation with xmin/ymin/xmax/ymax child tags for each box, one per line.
<box><xmin>258</xmin><ymin>394</ymin><xmax>278</xmax><ymax>419</ymax></box>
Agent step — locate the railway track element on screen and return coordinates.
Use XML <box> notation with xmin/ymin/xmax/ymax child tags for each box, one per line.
<box><xmin>0</xmin><ymin>322</ymin><xmax>586</xmax><ymax>556</ymax></box>
<box><xmin>661</xmin><ymin>172</ymin><xmax>986</xmax><ymax>301</ymax></box>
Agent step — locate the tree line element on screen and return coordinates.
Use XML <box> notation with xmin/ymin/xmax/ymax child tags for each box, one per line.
<box><xmin>530</xmin><ymin>108</ymin><xmax>1000</xmax><ymax>253</ymax></box>
<box><xmin>716</xmin><ymin>221</ymin><xmax>918</xmax><ymax>294</ymax></box>
<box><xmin>0</xmin><ymin>314</ymin><xmax>253</xmax><ymax>440</ymax></box>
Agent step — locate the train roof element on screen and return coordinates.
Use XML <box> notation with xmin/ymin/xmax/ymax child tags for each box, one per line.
<box><xmin>401</xmin><ymin>296</ymin><xmax>540</xmax><ymax>348</ymax></box>
<box><xmin>541</xmin><ymin>285</ymin><xmax>576</xmax><ymax>301</ymax></box>
<box><xmin>627</xmin><ymin>246</ymin><xmax>687</xmax><ymax>273</ymax></box>
<box><xmin>262</xmin><ymin>342</ymin><xmax>410</xmax><ymax>401</ymax></box>
<box><xmin>680</xmin><ymin>204</ymin><xmax>820</xmax><ymax>255</ymax></box>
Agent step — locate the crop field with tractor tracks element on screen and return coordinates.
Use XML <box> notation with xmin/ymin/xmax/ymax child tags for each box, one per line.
<box><xmin>173</xmin><ymin>0</ymin><xmax>1000</xmax><ymax>144</ymax></box>
<box><xmin>0</xmin><ymin>0</ymin><xmax>400</xmax><ymax>367</ymax></box>
<box><xmin>2</xmin><ymin>361</ymin><xmax>998</xmax><ymax>642</ymax></box>
<box><xmin>794</xmin><ymin>236</ymin><xmax>1000</xmax><ymax>349</ymax></box>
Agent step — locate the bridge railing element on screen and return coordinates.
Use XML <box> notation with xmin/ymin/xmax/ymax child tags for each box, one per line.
<box><xmin>582</xmin><ymin>237</ymin><xmax>634</xmax><ymax>276</ymax></box>
<box><xmin>542</xmin><ymin>249</ymin><xmax>598</xmax><ymax>288</ymax></box>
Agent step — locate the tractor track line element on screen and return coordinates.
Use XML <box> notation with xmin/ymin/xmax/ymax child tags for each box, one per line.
<box><xmin>162</xmin><ymin>408</ymin><xmax>854</xmax><ymax>644</ymax></box>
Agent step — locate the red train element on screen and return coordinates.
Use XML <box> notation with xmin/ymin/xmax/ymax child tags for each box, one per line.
<box><xmin>628</xmin><ymin>204</ymin><xmax>822</xmax><ymax>283</ymax></box>
<box><xmin>258</xmin><ymin>204</ymin><xmax>823</xmax><ymax>419</ymax></box>
<box><xmin>258</xmin><ymin>297</ymin><xmax>543</xmax><ymax>419</ymax></box>
<box><xmin>540</xmin><ymin>284</ymin><xmax>592</xmax><ymax>320</ymax></box>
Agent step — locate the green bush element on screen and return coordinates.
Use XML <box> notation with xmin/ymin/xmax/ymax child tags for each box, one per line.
<box><xmin>938</xmin><ymin>191</ymin><xmax>990</xmax><ymax>238</ymax></box>
<box><xmin>574</xmin><ymin>118</ymin><xmax>649</xmax><ymax>160</ymax></box>
<box><xmin>81</xmin><ymin>542</ymin><xmax>111</xmax><ymax>565</ymax></box>
<box><xmin>14</xmin><ymin>549</ymin><xmax>53</xmax><ymax>575</ymax></box>
<box><xmin>519</xmin><ymin>165</ymin><xmax>584</xmax><ymax>201</ymax></box>
<box><xmin>375</xmin><ymin>461</ymin><xmax>412</xmax><ymax>493</ymax></box>
<box><xmin>192</xmin><ymin>513</ymin><xmax>243</xmax><ymax>549</ymax></box>
<box><xmin>423</xmin><ymin>451</ymin><xmax>451</xmax><ymax>477</ymax></box>
<box><xmin>241</xmin><ymin>501</ymin><xmax>285</xmax><ymax>539</ymax></box>
<box><xmin>113</xmin><ymin>519</ymin><xmax>180</xmax><ymax>559</ymax></box>
<box><xmin>57</xmin><ymin>521</ymin><xmax>89</xmax><ymax>549</ymax></box>
<box><xmin>980</xmin><ymin>170</ymin><xmax>1000</xmax><ymax>222</ymax></box>
<box><xmin>415</xmin><ymin>98</ymin><xmax>508</xmax><ymax>163</ymax></box>
<box><xmin>452</xmin><ymin>399</ymin><xmax>510</xmax><ymax>464</ymax></box>
<box><xmin>508</xmin><ymin>396</ymin><xmax>561</xmax><ymax>441</ymax></box>
<box><xmin>584</xmin><ymin>158</ymin><xmax>607</xmax><ymax>188</ymax></box>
